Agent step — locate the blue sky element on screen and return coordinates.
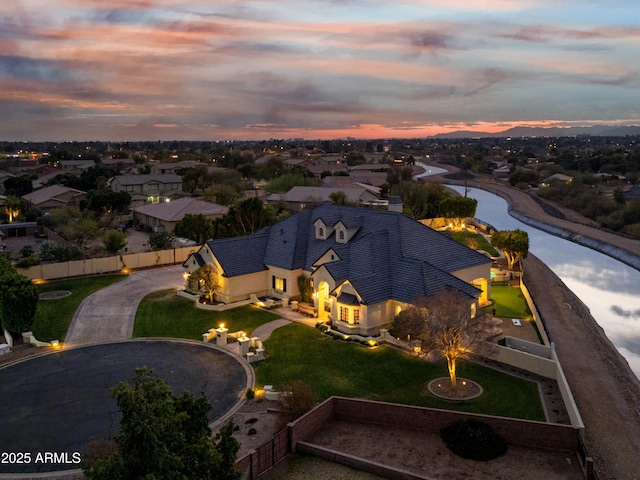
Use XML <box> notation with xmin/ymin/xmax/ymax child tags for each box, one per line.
<box><xmin>1</xmin><ymin>0</ymin><xmax>639</xmax><ymax>140</ymax></box>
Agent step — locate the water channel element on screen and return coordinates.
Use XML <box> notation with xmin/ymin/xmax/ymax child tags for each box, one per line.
<box><xmin>447</xmin><ymin>185</ymin><xmax>640</xmax><ymax>379</ymax></box>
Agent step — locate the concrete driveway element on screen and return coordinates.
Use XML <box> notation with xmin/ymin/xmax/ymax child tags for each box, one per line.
<box><xmin>0</xmin><ymin>340</ymin><xmax>250</xmax><ymax>474</ymax></box>
<box><xmin>64</xmin><ymin>265</ymin><xmax>185</xmax><ymax>346</ymax></box>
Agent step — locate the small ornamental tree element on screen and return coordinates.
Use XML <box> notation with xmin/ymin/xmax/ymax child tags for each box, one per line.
<box><xmin>490</xmin><ymin>229</ymin><xmax>529</xmax><ymax>270</ymax></box>
<box><xmin>4</xmin><ymin>195</ymin><xmax>22</xmax><ymax>222</ymax></box>
<box><xmin>188</xmin><ymin>264</ymin><xmax>219</xmax><ymax>302</ymax></box>
<box><xmin>83</xmin><ymin>368</ymin><xmax>240</xmax><ymax>480</ymax></box>
<box><xmin>297</xmin><ymin>275</ymin><xmax>314</xmax><ymax>304</ymax></box>
<box><xmin>403</xmin><ymin>290</ymin><xmax>495</xmax><ymax>390</ymax></box>
<box><xmin>149</xmin><ymin>231</ymin><xmax>174</xmax><ymax>250</ymax></box>
<box><xmin>103</xmin><ymin>230</ymin><xmax>127</xmax><ymax>254</ymax></box>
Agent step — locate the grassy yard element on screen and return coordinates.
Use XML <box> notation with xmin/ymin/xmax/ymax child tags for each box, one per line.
<box><xmin>254</xmin><ymin>323</ymin><xmax>545</xmax><ymax>422</ymax></box>
<box><xmin>133</xmin><ymin>290</ymin><xmax>279</xmax><ymax>340</ymax></box>
<box><xmin>448</xmin><ymin>231</ymin><xmax>499</xmax><ymax>257</ymax></box>
<box><xmin>33</xmin><ymin>274</ymin><xmax>127</xmax><ymax>342</ymax></box>
<box><xmin>488</xmin><ymin>286</ymin><xmax>532</xmax><ymax>319</ymax></box>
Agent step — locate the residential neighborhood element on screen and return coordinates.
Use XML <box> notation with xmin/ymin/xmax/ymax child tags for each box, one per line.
<box><xmin>1</xmin><ymin>137</ymin><xmax>640</xmax><ymax>479</ymax></box>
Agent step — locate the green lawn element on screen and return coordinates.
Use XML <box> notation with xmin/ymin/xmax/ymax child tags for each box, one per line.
<box><xmin>133</xmin><ymin>290</ymin><xmax>279</xmax><ymax>340</ymax></box>
<box><xmin>254</xmin><ymin>323</ymin><xmax>545</xmax><ymax>421</ymax></box>
<box><xmin>33</xmin><ymin>274</ymin><xmax>127</xmax><ymax>342</ymax></box>
<box><xmin>448</xmin><ymin>231</ymin><xmax>499</xmax><ymax>257</ymax></box>
<box><xmin>487</xmin><ymin>286</ymin><xmax>532</xmax><ymax>319</ymax></box>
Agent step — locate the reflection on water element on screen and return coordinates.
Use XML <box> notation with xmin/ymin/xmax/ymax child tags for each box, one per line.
<box><xmin>448</xmin><ymin>185</ymin><xmax>640</xmax><ymax>379</ymax></box>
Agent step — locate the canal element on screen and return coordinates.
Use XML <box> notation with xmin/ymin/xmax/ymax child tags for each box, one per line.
<box><xmin>448</xmin><ymin>185</ymin><xmax>640</xmax><ymax>379</ymax></box>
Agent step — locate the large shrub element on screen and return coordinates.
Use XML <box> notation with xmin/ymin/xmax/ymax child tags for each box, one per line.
<box><xmin>0</xmin><ymin>257</ymin><xmax>39</xmax><ymax>334</ymax></box>
<box><xmin>440</xmin><ymin>418</ymin><xmax>507</xmax><ymax>461</ymax></box>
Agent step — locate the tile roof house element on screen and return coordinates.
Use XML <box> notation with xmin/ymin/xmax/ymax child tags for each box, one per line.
<box><xmin>266</xmin><ymin>186</ymin><xmax>380</xmax><ymax>211</ymax></box>
<box><xmin>132</xmin><ymin>197</ymin><xmax>228</xmax><ymax>233</ymax></box>
<box><xmin>21</xmin><ymin>185</ymin><xmax>87</xmax><ymax>212</ymax></box>
<box><xmin>110</xmin><ymin>174</ymin><xmax>183</xmax><ymax>206</ymax></box>
<box><xmin>183</xmin><ymin>203</ymin><xmax>491</xmax><ymax>335</ymax></box>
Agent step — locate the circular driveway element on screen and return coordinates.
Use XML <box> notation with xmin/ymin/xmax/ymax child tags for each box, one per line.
<box><xmin>0</xmin><ymin>341</ymin><xmax>249</xmax><ymax>474</ymax></box>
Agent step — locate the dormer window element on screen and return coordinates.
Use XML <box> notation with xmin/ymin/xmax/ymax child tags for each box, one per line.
<box><xmin>314</xmin><ymin>219</ymin><xmax>333</xmax><ymax>240</ymax></box>
<box><xmin>339</xmin><ymin>231</ymin><xmax>345</xmax><ymax>241</ymax></box>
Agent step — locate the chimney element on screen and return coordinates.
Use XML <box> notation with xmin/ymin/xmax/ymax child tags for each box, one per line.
<box><xmin>388</xmin><ymin>195</ymin><xmax>403</xmax><ymax>213</ymax></box>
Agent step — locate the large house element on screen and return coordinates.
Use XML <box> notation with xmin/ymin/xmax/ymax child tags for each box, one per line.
<box><xmin>110</xmin><ymin>174</ymin><xmax>182</xmax><ymax>206</ymax></box>
<box><xmin>266</xmin><ymin>186</ymin><xmax>380</xmax><ymax>212</ymax></box>
<box><xmin>132</xmin><ymin>197</ymin><xmax>228</xmax><ymax>233</ymax></box>
<box><xmin>22</xmin><ymin>185</ymin><xmax>87</xmax><ymax>212</ymax></box>
<box><xmin>184</xmin><ymin>203</ymin><xmax>491</xmax><ymax>336</ymax></box>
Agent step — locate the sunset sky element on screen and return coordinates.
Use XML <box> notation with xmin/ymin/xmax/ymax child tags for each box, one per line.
<box><xmin>2</xmin><ymin>0</ymin><xmax>639</xmax><ymax>141</ymax></box>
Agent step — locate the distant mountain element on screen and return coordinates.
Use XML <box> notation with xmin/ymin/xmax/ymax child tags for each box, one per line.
<box><xmin>431</xmin><ymin>125</ymin><xmax>640</xmax><ymax>139</ymax></box>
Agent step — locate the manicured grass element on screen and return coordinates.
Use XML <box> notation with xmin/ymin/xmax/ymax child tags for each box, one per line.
<box><xmin>33</xmin><ymin>274</ymin><xmax>127</xmax><ymax>342</ymax></box>
<box><xmin>133</xmin><ymin>290</ymin><xmax>279</xmax><ymax>340</ymax></box>
<box><xmin>254</xmin><ymin>323</ymin><xmax>545</xmax><ymax>421</ymax></box>
<box><xmin>448</xmin><ymin>231</ymin><xmax>499</xmax><ymax>257</ymax></box>
<box><xmin>488</xmin><ymin>286</ymin><xmax>532</xmax><ymax>319</ymax></box>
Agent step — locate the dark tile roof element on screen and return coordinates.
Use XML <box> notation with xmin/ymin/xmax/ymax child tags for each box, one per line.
<box><xmin>337</xmin><ymin>292</ymin><xmax>360</xmax><ymax>305</ymax></box>
<box><xmin>199</xmin><ymin>202</ymin><xmax>489</xmax><ymax>304</ymax></box>
<box><xmin>204</xmin><ymin>230</ymin><xmax>270</xmax><ymax>277</ymax></box>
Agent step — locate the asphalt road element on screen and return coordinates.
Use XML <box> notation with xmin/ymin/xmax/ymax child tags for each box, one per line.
<box><xmin>0</xmin><ymin>340</ymin><xmax>249</xmax><ymax>474</ymax></box>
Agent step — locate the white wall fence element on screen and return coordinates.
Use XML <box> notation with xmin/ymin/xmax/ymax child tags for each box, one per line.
<box><xmin>483</xmin><ymin>339</ymin><xmax>584</xmax><ymax>429</ymax></box>
<box><xmin>16</xmin><ymin>247</ymin><xmax>197</xmax><ymax>280</ymax></box>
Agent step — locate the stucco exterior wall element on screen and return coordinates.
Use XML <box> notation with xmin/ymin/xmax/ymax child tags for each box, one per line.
<box><xmin>266</xmin><ymin>266</ymin><xmax>303</xmax><ymax>299</ymax></box>
<box><xmin>219</xmin><ymin>271</ymin><xmax>269</xmax><ymax>303</ymax></box>
<box><xmin>451</xmin><ymin>262</ymin><xmax>492</xmax><ymax>301</ymax></box>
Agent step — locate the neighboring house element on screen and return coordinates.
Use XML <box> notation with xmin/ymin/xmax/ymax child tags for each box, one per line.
<box><xmin>132</xmin><ymin>197</ymin><xmax>228</xmax><ymax>233</ymax></box>
<box><xmin>110</xmin><ymin>174</ymin><xmax>183</xmax><ymax>206</ymax></box>
<box><xmin>58</xmin><ymin>160</ymin><xmax>96</xmax><ymax>174</ymax></box>
<box><xmin>16</xmin><ymin>164</ymin><xmax>59</xmax><ymax>178</ymax></box>
<box><xmin>32</xmin><ymin>172</ymin><xmax>61</xmax><ymax>190</ymax></box>
<box><xmin>184</xmin><ymin>203</ymin><xmax>491</xmax><ymax>335</ymax></box>
<box><xmin>266</xmin><ymin>186</ymin><xmax>380</xmax><ymax>211</ymax></box>
<box><xmin>349</xmin><ymin>163</ymin><xmax>390</xmax><ymax>172</ymax></box>
<box><xmin>150</xmin><ymin>160</ymin><xmax>202</xmax><ymax>175</ymax></box>
<box><xmin>544</xmin><ymin>173</ymin><xmax>573</xmax><ymax>184</ymax></box>
<box><xmin>22</xmin><ymin>185</ymin><xmax>87</xmax><ymax>212</ymax></box>
<box><xmin>101</xmin><ymin>158</ymin><xmax>137</xmax><ymax>172</ymax></box>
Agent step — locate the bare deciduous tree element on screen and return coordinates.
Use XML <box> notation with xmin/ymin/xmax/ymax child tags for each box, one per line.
<box><xmin>396</xmin><ymin>289</ymin><xmax>496</xmax><ymax>390</ymax></box>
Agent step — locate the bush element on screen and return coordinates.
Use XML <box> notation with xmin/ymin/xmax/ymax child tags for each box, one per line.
<box><xmin>15</xmin><ymin>255</ymin><xmax>41</xmax><ymax>268</ymax></box>
<box><xmin>246</xmin><ymin>388</ymin><xmax>255</xmax><ymax>400</ymax></box>
<box><xmin>315</xmin><ymin>322</ymin><xmax>329</xmax><ymax>333</ymax></box>
<box><xmin>440</xmin><ymin>418</ymin><xmax>507</xmax><ymax>461</ymax></box>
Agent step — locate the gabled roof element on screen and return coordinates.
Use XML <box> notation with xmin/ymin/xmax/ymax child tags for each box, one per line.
<box><xmin>268</xmin><ymin>186</ymin><xmax>376</xmax><ymax>203</ymax></box>
<box><xmin>205</xmin><ymin>230</ymin><xmax>270</xmax><ymax>277</ymax></box>
<box><xmin>113</xmin><ymin>174</ymin><xmax>182</xmax><ymax>186</ymax></box>
<box><xmin>198</xmin><ymin>203</ymin><xmax>489</xmax><ymax>305</ymax></box>
<box><xmin>22</xmin><ymin>185</ymin><xmax>86</xmax><ymax>206</ymax></box>
<box><xmin>133</xmin><ymin>197</ymin><xmax>228</xmax><ymax>222</ymax></box>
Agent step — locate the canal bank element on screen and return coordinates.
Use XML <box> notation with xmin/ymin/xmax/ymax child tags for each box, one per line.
<box><xmin>430</xmin><ymin>173</ymin><xmax>640</xmax><ymax>480</ymax></box>
<box><xmin>522</xmin><ymin>254</ymin><xmax>640</xmax><ymax>480</ymax></box>
<box><xmin>439</xmin><ymin>172</ymin><xmax>640</xmax><ymax>273</ymax></box>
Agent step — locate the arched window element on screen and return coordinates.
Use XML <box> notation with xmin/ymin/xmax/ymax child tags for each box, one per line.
<box><xmin>339</xmin><ymin>230</ymin><xmax>345</xmax><ymax>240</ymax></box>
<box><xmin>319</xmin><ymin>227</ymin><xmax>324</xmax><ymax>237</ymax></box>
